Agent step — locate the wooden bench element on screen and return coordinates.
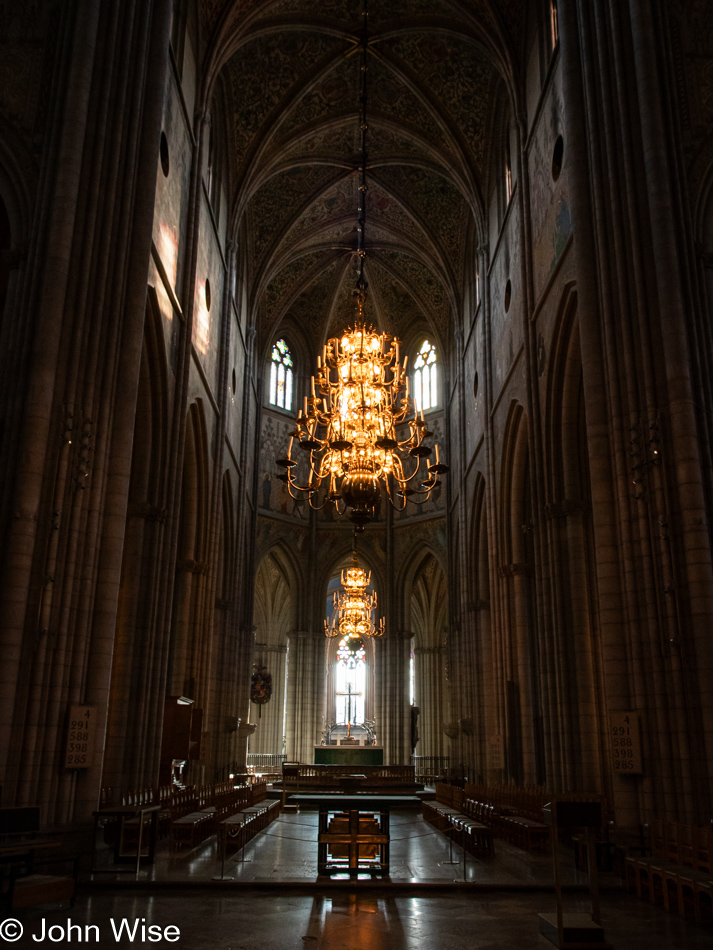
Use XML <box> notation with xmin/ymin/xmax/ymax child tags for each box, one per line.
<box><xmin>463</xmin><ymin>783</ymin><xmax>552</xmax><ymax>852</ymax></box>
<box><xmin>218</xmin><ymin>799</ymin><xmax>281</xmax><ymax>861</ymax></box>
<box><xmin>626</xmin><ymin>819</ymin><xmax>713</xmax><ymax>924</ymax></box>
<box><xmin>8</xmin><ymin>858</ymin><xmax>79</xmax><ymax>910</ymax></box>
<box><xmin>422</xmin><ymin>786</ymin><xmax>494</xmax><ymax>856</ymax></box>
<box><xmin>0</xmin><ymin>807</ymin><xmax>78</xmax><ymax>909</ymax></box>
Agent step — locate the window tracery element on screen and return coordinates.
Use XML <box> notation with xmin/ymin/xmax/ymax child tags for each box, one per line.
<box><xmin>269</xmin><ymin>339</ymin><xmax>293</xmax><ymax>410</ymax></box>
<box><xmin>414</xmin><ymin>340</ymin><xmax>438</xmax><ymax>413</ymax></box>
<box><xmin>335</xmin><ymin>635</ymin><xmax>366</xmax><ymax>725</ymax></box>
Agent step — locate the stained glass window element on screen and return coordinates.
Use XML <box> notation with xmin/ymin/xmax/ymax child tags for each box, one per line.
<box><xmin>269</xmin><ymin>339</ymin><xmax>293</xmax><ymax>410</ymax></box>
<box><xmin>335</xmin><ymin>636</ymin><xmax>366</xmax><ymax>725</ymax></box>
<box><xmin>414</xmin><ymin>340</ymin><xmax>438</xmax><ymax>412</ymax></box>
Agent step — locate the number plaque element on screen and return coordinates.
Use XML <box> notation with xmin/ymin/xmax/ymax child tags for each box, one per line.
<box><xmin>487</xmin><ymin>734</ymin><xmax>504</xmax><ymax>769</ymax></box>
<box><xmin>65</xmin><ymin>705</ymin><xmax>97</xmax><ymax>769</ymax></box>
<box><xmin>610</xmin><ymin>711</ymin><xmax>642</xmax><ymax>774</ymax></box>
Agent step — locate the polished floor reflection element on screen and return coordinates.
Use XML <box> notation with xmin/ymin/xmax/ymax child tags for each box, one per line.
<box><xmin>93</xmin><ymin>807</ymin><xmax>606</xmax><ymax>885</ymax></box>
<box><xmin>12</xmin><ymin>890</ymin><xmax>713</xmax><ymax>950</ymax></box>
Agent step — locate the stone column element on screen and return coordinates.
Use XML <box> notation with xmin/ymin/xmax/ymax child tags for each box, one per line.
<box><xmin>378</xmin><ymin>629</ymin><xmax>411</xmax><ymax>764</ymax></box>
<box><xmin>249</xmin><ymin>644</ymin><xmax>287</xmax><ymax>755</ymax></box>
<box><xmin>414</xmin><ymin>645</ymin><xmax>447</xmax><ymax>760</ymax></box>
<box><xmin>284</xmin><ymin>631</ymin><xmax>324</xmax><ymax>763</ymax></box>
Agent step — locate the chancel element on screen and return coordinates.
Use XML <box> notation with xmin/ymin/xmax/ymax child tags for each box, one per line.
<box><xmin>1</xmin><ymin>0</ymin><xmax>713</xmax><ymax>944</ymax></box>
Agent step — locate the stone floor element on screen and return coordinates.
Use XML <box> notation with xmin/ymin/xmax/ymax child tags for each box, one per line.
<box><xmin>92</xmin><ymin>807</ymin><xmax>609</xmax><ymax>885</ymax></box>
<box><xmin>9</xmin><ymin>889</ymin><xmax>713</xmax><ymax>949</ymax></box>
<box><xmin>21</xmin><ymin>805</ymin><xmax>701</xmax><ymax>949</ymax></box>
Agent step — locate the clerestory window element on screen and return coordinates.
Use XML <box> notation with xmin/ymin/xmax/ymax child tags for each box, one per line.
<box><xmin>413</xmin><ymin>340</ymin><xmax>438</xmax><ymax>413</ymax></box>
<box><xmin>269</xmin><ymin>339</ymin><xmax>293</xmax><ymax>411</ymax></box>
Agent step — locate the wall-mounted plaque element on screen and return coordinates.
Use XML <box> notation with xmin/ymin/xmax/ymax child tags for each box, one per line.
<box><xmin>64</xmin><ymin>705</ymin><xmax>97</xmax><ymax>769</ymax></box>
<box><xmin>487</xmin><ymin>734</ymin><xmax>504</xmax><ymax>769</ymax></box>
<box><xmin>610</xmin><ymin>711</ymin><xmax>642</xmax><ymax>774</ymax></box>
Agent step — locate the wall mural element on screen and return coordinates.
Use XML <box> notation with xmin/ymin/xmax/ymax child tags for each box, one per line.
<box><xmin>259</xmin><ymin>412</ymin><xmax>307</xmax><ymax>518</ymax></box>
<box><xmin>396</xmin><ymin>412</ymin><xmax>447</xmax><ymax>521</ymax></box>
<box><xmin>528</xmin><ymin>69</ymin><xmax>572</xmax><ymax>301</ymax></box>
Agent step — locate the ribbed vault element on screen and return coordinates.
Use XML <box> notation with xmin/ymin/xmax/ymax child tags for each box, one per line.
<box><xmin>202</xmin><ymin>0</ymin><xmax>523</xmax><ymax>355</ymax></box>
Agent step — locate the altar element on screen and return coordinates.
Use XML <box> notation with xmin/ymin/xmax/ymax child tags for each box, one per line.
<box><xmin>314</xmin><ymin>746</ymin><xmax>384</xmax><ymax>766</ymax></box>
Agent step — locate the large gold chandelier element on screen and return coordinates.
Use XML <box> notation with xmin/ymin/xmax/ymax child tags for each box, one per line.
<box><xmin>325</xmin><ymin>552</ymin><xmax>384</xmax><ymax>639</ymax></box>
<box><xmin>276</xmin><ymin>0</ymin><xmax>448</xmax><ymax>530</ymax></box>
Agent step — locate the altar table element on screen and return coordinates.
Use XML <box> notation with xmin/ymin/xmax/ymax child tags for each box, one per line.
<box><xmin>289</xmin><ymin>793</ymin><xmax>420</xmax><ymax>877</ymax></box>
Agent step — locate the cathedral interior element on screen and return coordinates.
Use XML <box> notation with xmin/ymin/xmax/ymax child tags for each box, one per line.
<box><xmin>1</xmin><ymin>0</ymin><xmax>713</xmax><ymax>945</ymax></box>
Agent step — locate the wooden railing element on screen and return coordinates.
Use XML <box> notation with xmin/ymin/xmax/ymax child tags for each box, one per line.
<box><xmin>286</xmin><ymin>764</ymin><xmax>415</xmax><ymax>781</ymax></box>
<box><xmin>279</xmin><ymin>764</ymin><xmax>417</xmax><ymax>790</ymax></box>
<box><xmin>411</xmin><ymin>755</ymin><xmax>449</xmax><ymax>783</ymax></box>
<box><xmin>247</xmin><ymin>753</ymin><xmax>286</xmax><ymax>771</ymax></box>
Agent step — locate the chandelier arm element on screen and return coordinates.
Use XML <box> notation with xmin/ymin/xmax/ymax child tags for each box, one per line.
<box><xmin>307</xmin><ymin>493</ymin><xmax>333</xmax><ymax>511</ymax></box>
<box><xmin>397</xmin><ymin>458</ymin><xmax>428</xmax><ymax>484</ymax></box>
<box><xmin>385</xmin><ymin>476</ymin><xmax>408</xmax><ymax>511</ymax></box>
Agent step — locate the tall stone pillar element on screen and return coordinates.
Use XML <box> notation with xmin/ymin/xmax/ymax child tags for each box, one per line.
<box><xmin>377</xmin><ymin>630</ymin><xmax>411</xmax><ymax>765</ymax></box>
<box><xmin>414</xmin><ymin>645</ymin><xmax>447</xmax><ymax>760</ymax></box>
<box><xmin>284</xmin><ymin>631</ymin><xmax>324</xmax><ymax>763</ymax></box>
<box><xmin>250</xmin><ymin>644</ymin><xmax>287</xmax><ymax>755</ymax></box>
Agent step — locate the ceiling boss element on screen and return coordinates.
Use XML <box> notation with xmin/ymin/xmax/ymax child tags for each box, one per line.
<box><xmin>275</xmin><ymin>0</ymin><xmax>448</xmax><ymax>530</ymax></box>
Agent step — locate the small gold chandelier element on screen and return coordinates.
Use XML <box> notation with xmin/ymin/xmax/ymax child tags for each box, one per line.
<box><xmin>276</xmin><ymin>0</ymin><xmax>448</xmax><ymax>529</ymax></box>
<box><xmin>325</xmin><ymin>552</ymin><xmax>384</xmax><ymax>639</ymax></box>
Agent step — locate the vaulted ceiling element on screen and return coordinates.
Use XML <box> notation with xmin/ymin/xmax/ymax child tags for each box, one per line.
<box><xmin>203</xmin><ymin>0</ymin><xmax>523</xmax><ymax>356</ymax></box>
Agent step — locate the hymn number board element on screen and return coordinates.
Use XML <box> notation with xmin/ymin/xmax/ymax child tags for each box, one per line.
<box><xmin>610</xmin><ymin>711</ymin><xmax>642</xmax><ymax>774</ymax></box>
<box><xmin>65</xmin><ymin>705</ymin><xmax>97</xmax><ymax>769</ymax></box>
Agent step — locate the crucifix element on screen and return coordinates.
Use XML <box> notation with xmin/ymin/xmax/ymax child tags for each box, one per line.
<box><xmin>337</xmin><ymin>683</ymin><xmax>362</xmax><ymax>735</ymax></box>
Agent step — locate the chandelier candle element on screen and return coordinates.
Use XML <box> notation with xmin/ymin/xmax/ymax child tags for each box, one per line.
<box><xmin>325</xmin><ymin>552</ymin><xmax>385</xmax><ymax>639</ymax></box>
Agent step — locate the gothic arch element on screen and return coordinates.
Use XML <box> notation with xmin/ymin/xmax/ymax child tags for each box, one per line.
<box><xmin>250</xmin><ymin>547</ymin><xmax>295</xmax><ymax>755</ymax></box>
<box><xmin>543</xmin><ymin>284</ymin><xmax>603</xmax><ymax>791</ymax></box>
<box><xmin>169</xmin><ymin>400</ymin><xmax>211</xmax><ymax>706</ymax></box>
<box><xmin>408</xmin><ymin>551</ymin><xmax>449</xmax><ymax>759</ymax></box>
<box><xmin>103</xmin><ymin>290</ymin><xmax>170</xmax><ymax>791</ymax></box>
<box><xmin>317</xmin><ymin>543</ymin><xmax>385</xmax><ymax>620</ymax></box>
<box><xmin>0</xmin><ymin>116</ymin><xmax>35</xmax><ymax>245</ymax></box>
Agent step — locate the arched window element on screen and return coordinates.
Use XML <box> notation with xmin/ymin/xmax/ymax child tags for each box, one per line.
<box><xmin>414</xmin><ymin>340</ymin><xmax>438</xmax><ymax>412</ymax></box>
<box><xmin>550</xmin><ymin>0</ymin><xmax>559</xmax><ymax>49</ymax></box>
<box><xmin>335</xmin><ymin>636</ymin><xmax>366</xmax><ymax>725</ymax></box>
<box><xmin>505</xmin><ymin>131</ymin><xmax>513</xmax><ymax>205</ymax></box>
<box><xmin>269</xmin><ymin>339</ymin><xmax>293</xmax><ymax>410</ymax></box>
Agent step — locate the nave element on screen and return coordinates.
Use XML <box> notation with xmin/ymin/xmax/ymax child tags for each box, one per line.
<box><xmin>2</xmin><ymin>0</ymin><xmax>713</xmax><ymax>945</ymax></box>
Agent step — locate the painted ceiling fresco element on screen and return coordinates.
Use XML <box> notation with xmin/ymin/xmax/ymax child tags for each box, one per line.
<box><xmin>202</xmin><ymin>0</ymin><xmax>522</xmax><ymax>355</ymax></box>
